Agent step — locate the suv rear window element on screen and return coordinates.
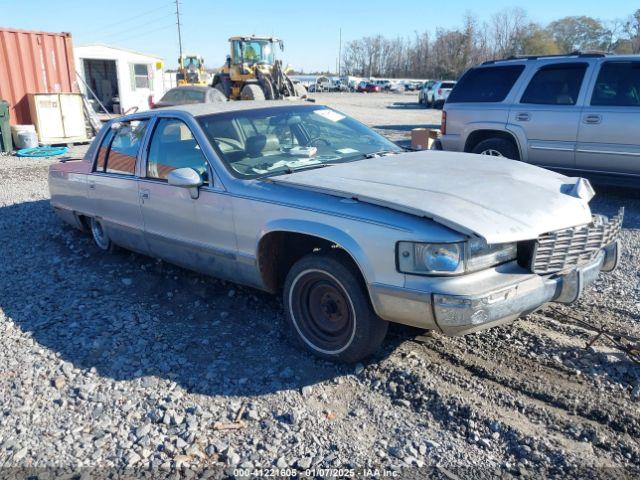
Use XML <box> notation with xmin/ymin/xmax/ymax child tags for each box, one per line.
<box><xmin>447</xmin><ymin>65</ymin><xmax>524</xmax><ymax>103</ymax></box>
<box><xmin>521</xmin><ymin>63</ymin><xmax>587</xmax><ymax>106</ymax></box>
<box><xmin>440</xmin><ymin>82</ymin><xmax>456</xmax><ymax>89</ymax></box>
<box><xmin>591</xmin><ymin>61</ymin><xmax>640</xmax><ymax>106</ymax></box>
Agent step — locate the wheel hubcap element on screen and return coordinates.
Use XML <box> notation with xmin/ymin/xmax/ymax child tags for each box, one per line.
<box><xmin>91</xmin><ymin>219</ymin><xmax>109</xmax><ymax>250</ymax></box>
<box><xmin>480</xmin><ymin>149</ymin><xmax>504</xmax><ymax>157</ymax></box>
<box><xmin>290</xmin><ymin>270</ymin><xmax>356</xmax><ymax>354</ymax></box>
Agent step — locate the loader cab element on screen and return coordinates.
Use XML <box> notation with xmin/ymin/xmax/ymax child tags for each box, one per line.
<box><xmin>229</xmin><ymin>37</ymin><xmax>282</xmax><ymax>66</ymax></box>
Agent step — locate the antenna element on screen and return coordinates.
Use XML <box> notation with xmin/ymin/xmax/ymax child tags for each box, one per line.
<box><xmin>338</xmin><ymin>28</ymin><xmax>342</xmax><ymax>77</ymax></box>
<box><xmin>175</xmin><ymin>0</ymin><xmax>183</xmax><ymax>63</ymax></box>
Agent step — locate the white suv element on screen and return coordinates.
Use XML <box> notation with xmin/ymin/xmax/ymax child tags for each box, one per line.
<box><xmin>425</xmin><ymin>80</ymin><xmax>457</xmax><ymax>108</ymax></box>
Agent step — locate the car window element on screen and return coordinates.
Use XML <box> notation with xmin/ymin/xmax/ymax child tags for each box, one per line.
<box><xmin>146</xmin><ymin>118</ymin><xmax>210</xmax><ymax>184</ymax></box>
<box><xmin>521</xmin><ymin>63</ymin><xmax>587</xmax><ymax>106</ymax></box>
<box><xmin>94</xmin><ymin>128</ymin><xmax>114</xmax><ymax>172</ymax></box>
<box><xmin>182</xmin><ymin>89</ymin><xmax>207</xmax><ymax>103</ymax></box>
<box><xmin>104</xmin><ymin>120</ymin><xmax>148</xmax><ymax>175</ymax></box>
<box><xmin>160</xmin><ymin>89</ymin><xmax>184</xmax><ymax>103</ymax></box>
<box><xmin>440</xmin><ymin>82</ymin><xmax>456</xmax><ymax>89</ymax></box>
<box><xmin>591</xmin><ymin>61</ymin><xmax>640</xmax><ymax>107</ymax></box>
<box><xmin>448</xmin><ymin>65</ymin><xmax>524</xmax><ymax>103</ymax></box>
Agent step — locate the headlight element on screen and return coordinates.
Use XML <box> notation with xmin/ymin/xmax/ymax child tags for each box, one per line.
<box><xmin>397</xmin><ymin>239</ymin><xmax>517</xmax><ymax>275</ymax></box>
<box><xmin>397</xmin><ymin>242</ymin><xmax>464</xmax><ymax>274</ymax></box>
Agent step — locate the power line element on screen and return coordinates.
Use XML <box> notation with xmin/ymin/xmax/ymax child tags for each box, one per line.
<box><xmin>114</xmin><ymin>22</ymin><xmax>176</xmax><ymax>43</ymax></box>
<box><xmin>88</xmin><ymin>2</ymin><xmax>175</xmax><ymax>35</ymax></box>
<box><xmin>99</xmin><ymin>12</ymin><xmax>175</xmax><ymax>39</ymax></box>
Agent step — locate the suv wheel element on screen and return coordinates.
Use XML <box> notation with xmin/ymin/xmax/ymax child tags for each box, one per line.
<box><xmin>472</xmin><ymin>137</ymin><xmax>519</xmax><ymax>160</ymax></box>
<box><xmin>283</xmin><ymin>252</ymin><xmax>388</xmax><ymax>363</ymax></box>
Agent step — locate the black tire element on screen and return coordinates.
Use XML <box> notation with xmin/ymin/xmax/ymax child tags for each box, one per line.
<box><xmin>210</xmin><ymin>88</ymin><xmax>228</xmax><ymax>103</ymax></box>
<box><xmin>213</xmin><ymin>83</ymin><xmax>228</xmax><ymax>99</ymax></box>
<box><xmin>283</xmin><ymin>252</ymin><xmax>388</xmax><ymax>363</ymax></box>
<box><xmin>435</xmin><ymin>100</ymin><xmax>444</xmax><ymax>109</ymax></box>
<box><xmin>90</xmin><ymin>217</ymin><xmax>117</xmax><ymax>253</ymax></box>
<box><xmin>472</xmin><ymin>137</ymin><xmax>520</xmax><ymax>160</ymax></box>
<box><xmin>241</xmin><ymin>84</ymin><xmax>266</xmax><ymax>101</ymax></box>
<box><xmin>294</xmin><ymin>83</ymin><xmax>308</xmax><ymax>98</ymax></box>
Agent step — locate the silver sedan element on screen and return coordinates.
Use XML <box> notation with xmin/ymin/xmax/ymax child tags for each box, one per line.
<box><xmin>48</xmin><ymin>101</ymin><xmax>622</xmax><ymax>362</ymax></box>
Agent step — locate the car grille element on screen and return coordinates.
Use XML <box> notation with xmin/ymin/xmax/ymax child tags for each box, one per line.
<box><xmin>531</xmin><ymin>208</ymin><xmax>624</xmax><ymax>275</ymax></box>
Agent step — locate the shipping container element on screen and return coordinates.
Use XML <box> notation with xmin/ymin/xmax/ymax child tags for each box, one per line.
<box><xmin>0</xmin><ymin>27</ymin><xmax>78</xmax><ymax>125</ymax></box>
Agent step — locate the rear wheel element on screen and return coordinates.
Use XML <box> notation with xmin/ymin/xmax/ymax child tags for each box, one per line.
<box><xmin>283</xmin><ymin>253</ymin><xmax>388</xmax><ymax>363</ymax></box>
<box><xmin>472</xmin><ymin>137</ymin><xmax>519</xmax><ymax>160</ymax></box>
<box><xmin>90</xmin><ymin>217</ymin><xmax>116</xmax><ymax>253</ymax></box>
<box><xmin>241</xmin><ymin>84</ymin><xmax>266</xmax><ymax>101</ymax></box>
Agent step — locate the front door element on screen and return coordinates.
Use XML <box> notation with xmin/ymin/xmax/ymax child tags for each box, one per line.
<box><xmin>139</xmin><ymin>117</ymin><xmax>238</xmax><ymax>280</ymax></box>
<box><xmin>88</xmin><ymin>119</ymin><xmax>149</xmax><ymax>254</ymax></box>
<box><xmin>509</xmin><ymin>62</ymin><xmax>589</xmax><ymax>170</ymax></box>
<box><xmin>576</xmin><ymin>60</ymin><xmax>640</xmax><ymax>176</ymax></box>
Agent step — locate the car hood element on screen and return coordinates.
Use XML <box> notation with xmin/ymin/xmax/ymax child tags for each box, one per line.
<box><xmin>270</xmin><ymin>150</ymin><xmax>593</xmax><ymax>243</ymax></box>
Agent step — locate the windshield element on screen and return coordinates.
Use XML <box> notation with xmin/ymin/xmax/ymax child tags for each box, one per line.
<box><xmin>233</xmin><ymin>40</ymin><xmax>275</xmax><ymax>65</ymax></box>
<box><xmin>198</xmin><ymin>106</ymin><xmax>402</xmax><ymax>178</ymax></box>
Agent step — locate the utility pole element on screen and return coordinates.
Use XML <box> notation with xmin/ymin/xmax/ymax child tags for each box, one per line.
<box><xmin>175</xmin><ymin>0</ymin><xmax>183</xmax><ymax>64</ymax></box>
<box><xmin>338</xmin><ymin>28</ymin><xmax>342</xmax><ymax>77</ymax></box>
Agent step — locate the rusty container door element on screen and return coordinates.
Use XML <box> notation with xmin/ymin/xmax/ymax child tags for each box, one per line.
<box><xmin>0</xmin><ymin>27</ymin><xmax>77</xmax><ymax>125</ymax></box>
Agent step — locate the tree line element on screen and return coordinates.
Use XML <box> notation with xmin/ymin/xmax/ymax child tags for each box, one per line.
<box><xmin>339</xmin><ymin>8</ymin><xmax>640</xmax><ymax>79</ymax></box>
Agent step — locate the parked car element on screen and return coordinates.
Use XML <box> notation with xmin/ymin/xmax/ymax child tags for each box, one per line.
<box><xmin>151</xmin><ymin>86</ymin><xmax>226</xmax><ymax>109</ymax></box>
<box><xmin>48</xmin><ymin>101</ymin><xmax>622</xmax><ymax>362</ymax></box>
<box><xmin>418</xmin><ymin>80</ymin><xmax>436</xmax><ymax>105</ymax></box>
<box><xmin>374</xmin><ymin>79</ymin><xmax>392</xmax><ymax>91</ymax></box>
<box><xmin>440</xmin><ymin>53</ymin><xmax>640</xmax><ymax>185</ymax></box>
<box><xmin>425</xmin><ymin>80</ymin><xmax>456</xmax><ymax>108</ymax></box>
<box><xmin>357</xmin><ymin>82</ymin><xmax>381</xmax><ymax>93</ymax></box>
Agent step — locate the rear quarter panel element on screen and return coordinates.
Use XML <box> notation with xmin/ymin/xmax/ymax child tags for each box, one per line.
<box><xmin>49</xmin><ymin>159</ymin><xmax>91</xmax><ymax>216</ymax></box>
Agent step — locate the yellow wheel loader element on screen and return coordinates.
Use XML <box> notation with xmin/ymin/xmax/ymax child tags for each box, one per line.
<box><xmin>212</xmin><ymin>36</ymin><xmax>307</xmax><ymax>100</ymax></box>
<box><xmin>177</xmin><ymin>54</ymin><xmax>207</xmax><ymax>86</ymax></box>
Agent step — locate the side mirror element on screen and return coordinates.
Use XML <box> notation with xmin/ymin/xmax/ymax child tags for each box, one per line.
<box><xmin>167</xmin><ymin>167</ymin><xmax>203</xmax><ymax>199</ymax></box>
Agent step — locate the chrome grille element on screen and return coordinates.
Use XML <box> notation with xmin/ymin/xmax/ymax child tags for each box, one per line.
<box><xmin>531</xmin><ymin>208</ymin><xmax>623</xmax><ymax>275</ymax></box>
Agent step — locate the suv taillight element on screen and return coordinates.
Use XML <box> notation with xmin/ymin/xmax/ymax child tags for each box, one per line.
<box><xmin>441</xmin><ymin>111</ymin><xmax>447</xmax><ymax>135</ymax></box>
<box><xmin>438</xmin><ymin>88</ymin><xmax>442</xmax><ymax>95</ymax></box>
<box><xmin>148</xmin><ymin>95</ymin><xmax>155</xmax><ymax>109</ymax></box>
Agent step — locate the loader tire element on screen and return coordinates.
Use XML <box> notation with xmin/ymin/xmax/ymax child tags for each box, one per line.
<box><xmin>294</xmin><ymin>83</ymin><xmax>308</xmax><ymax>98</ymax></box>
<box><xmin>214</xmin><ymin>83</ymin><xmax>228</xmax><ymax>99</ymax></box>
<box><xmin>241</xmin><ymin>84</ymin><xmax>266</xmax><ymax>101</ymax></box>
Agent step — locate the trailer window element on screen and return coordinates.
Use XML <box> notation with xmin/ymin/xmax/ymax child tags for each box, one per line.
<box><xmin>132</xmin><ymin>64</ymin><xmax>150</xmax><ymax>89</ymax></box>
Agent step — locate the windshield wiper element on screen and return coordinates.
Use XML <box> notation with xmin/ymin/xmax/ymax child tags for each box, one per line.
<box><xmin>363</xmin><ymin>149</ymin><xmax>401</xmax><ymax>159</ymax></box>
<box><xmin>260</xmin><ymin>163</ymin><xmax>333</xmax><ymax>178</ymax></box>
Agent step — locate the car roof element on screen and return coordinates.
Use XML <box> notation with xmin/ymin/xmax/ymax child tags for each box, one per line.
<box><xmin>151</xmin><ymin>100</ymin><xmax>315</xmax><ymax>117</ymax></box>
<box><xmin>479</xmin><ymin>53</ymin><xmax>640</xmax><ymax>67</ymax></box>
<box><xmin>165</xmin><ymin>86</ymin><xmax>213</xmax><ymax>92</ymax></box>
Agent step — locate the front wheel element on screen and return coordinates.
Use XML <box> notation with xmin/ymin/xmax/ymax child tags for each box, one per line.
<box><xmin>283</xmin><ymin>253</ymin><xmax>388</xmax><ymax>363</ymax></box>
<box><xmin>472</xmin><ymin>137</ymin><xmax>519</xmax><ymax>160</ymax></box>
<box><xmin>241</xmin><ymin>84</ymin><xmax>266</xmax><ymax>101</ymax></box>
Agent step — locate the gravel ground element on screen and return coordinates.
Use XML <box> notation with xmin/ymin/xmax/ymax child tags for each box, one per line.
<box><xmin>0</xmin><ymin>95</ymin><xmax>639</xmax><ymax>478</ymax></box>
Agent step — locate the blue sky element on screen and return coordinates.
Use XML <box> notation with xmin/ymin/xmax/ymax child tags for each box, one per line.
<box><xmin>2</xmin><ymin>0</ymin><xmax>636</xmax><ymax>72</ymax></box>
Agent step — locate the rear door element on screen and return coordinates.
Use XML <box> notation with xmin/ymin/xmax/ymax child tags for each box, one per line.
<box><xmin>509</xmin><ymin>62</ymin><xmax>590</xmax><ymax>169</ymax></box>
<box><xmin>139</xmin><ymin>116</ymin><xmax>238</xmax><ymax>280</ymax></box>
<box><xmin>88</xmin><ymin>119</ymin><xmax>150</xmax><ymax>254</ymax></box>
<box><xmin>576</xmin><ymin>60</ymin><xmax>640</xmax><ymax>176</ymax></box>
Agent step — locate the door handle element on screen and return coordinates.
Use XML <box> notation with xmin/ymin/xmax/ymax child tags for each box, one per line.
<box><xmin>516</xmin><ymin>112</ymin><xmax>530</xmax><ymax>122</ymax></box>
<box><xmin>584</xmin><ymin>114</ymin><xmax>602</xmax><ymax>124</ymax></box>
<box><xmin>88</xmin><ymin>181</ymin><xmax>95</xmax><ymax>190</ymax></box>
<box><xmin>140</xmin><ymin>189</ymin><xmax>150</xmax><ymax>203</ymax></box>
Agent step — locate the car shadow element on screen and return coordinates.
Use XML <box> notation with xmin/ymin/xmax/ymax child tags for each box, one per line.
<box><xmin>386</xmin><ymin>101</ymin><xmax>430</xmax><ymax>110</ymax></box>
<box><xmin>0</xmin><ymin>200</ymin><xmax>407</xmax><ymax>398</ymax></box>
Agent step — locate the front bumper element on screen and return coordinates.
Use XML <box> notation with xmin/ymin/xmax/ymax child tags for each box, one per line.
<box><xmin>369</xmin><ymin>241</ymin><xmax>619</xmax><ymax>335</ymax></box>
